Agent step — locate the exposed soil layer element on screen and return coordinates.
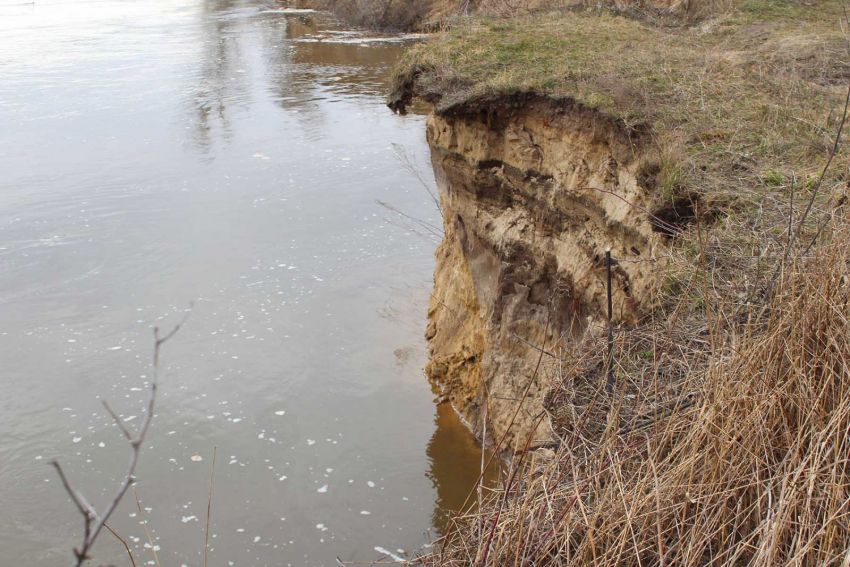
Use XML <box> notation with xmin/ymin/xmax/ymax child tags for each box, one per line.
<box><xmin>419</xmin><ymin>94</ymin><xmax>669</xmax><ymax>449</ymax></box>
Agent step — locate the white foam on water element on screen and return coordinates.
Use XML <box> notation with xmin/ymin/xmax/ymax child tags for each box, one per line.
<box><xmin>260</xmin><ymin>7</ymin><xmax>316</xmax><ymax>14</ymax></box>
<box><xmin>374</xmin><ymin>546</ymin><xmax>405</xmax><ymax>562</ymax></box>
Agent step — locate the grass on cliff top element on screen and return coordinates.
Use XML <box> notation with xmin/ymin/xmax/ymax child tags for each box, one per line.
<box><xmin>395</xmin><ymin>1</ymin><xmax>846</xmax><ymax>120</ymax></box>
<box><xmin>393</xmin><ymin>0</ymin><xmax>848</xmax><ymax>205</ymax></box>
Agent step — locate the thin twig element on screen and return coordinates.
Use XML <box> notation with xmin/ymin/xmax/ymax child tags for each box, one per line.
<box><xmin>377</xmin><ymin>199</ymin><xmax>444</xmax><ymax>238</ymax></box>
<box><xmin>134</xmin><ymin>486</ymin><xmax>162</xmax><ymax>567</ymax></box>
<box><xmin>102</xmin><ymin>400</ymin><xmax>134</xmax><ymax>442</ymax></box>
<box><xmin>104</xmin><ymin>522</ymin><xmax>138</xmax><ymax>567</ymax></box>
<box><xmin>391</xmin><ymin>142</ymin><xmax>443</xmax><ymax>217</ymax></box>
<box><xmin>204</xmin><ymin>446</ymin><xmax>218</xmax><ymax>567</ymax></box>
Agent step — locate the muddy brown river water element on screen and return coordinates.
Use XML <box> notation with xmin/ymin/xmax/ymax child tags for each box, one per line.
<box><xmin>0</xmin><ymin>1</ymin><xmax>494</xmax><ymax>564</ymax></box>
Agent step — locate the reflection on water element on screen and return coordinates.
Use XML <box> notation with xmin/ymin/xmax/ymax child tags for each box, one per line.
<box><xmin>428</xmin><ymin>403</ymin><xmax>501</xmax><ymax>535</ymax></box>
<box><xmin>187</xmin><ymin>0</ymin><xmax>245</xmax><ymax>151</ymax></box>
<box><xmin>0</xmin><ymin>1</ymin><xmax>488</xmax><ymax>565</ymax></box>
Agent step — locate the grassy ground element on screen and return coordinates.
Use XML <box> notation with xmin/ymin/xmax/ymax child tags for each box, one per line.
<box><xmin>392</xmin><ymin>1</ymin><xmax>846</xmax><ymax>198</ymax></box>
<box><xmin>390</xmin><ymin>1</ymin><xmax>850</xmax><ymax>565</ymax></box>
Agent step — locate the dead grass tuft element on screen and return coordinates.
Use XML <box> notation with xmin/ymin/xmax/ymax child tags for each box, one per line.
<box><xmin>416</xmin><ymin>205</ymin><xmax>850</xmax><ymax>565</ymax></box>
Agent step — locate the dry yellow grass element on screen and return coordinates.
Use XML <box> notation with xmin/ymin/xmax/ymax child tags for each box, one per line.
<box><xmin>417</xmin><ymin>204</ymin><xmax>850</xmax><ymax>564</ymax></box>
<box><xmin>393</xmin><ymin>1</ymin><xmax>850</xmax><ymax>565</ymax></box>
<box><xmin>311</xmin><ymin>0</ymin><xmax>741</xmax><ymax>30</ymax></box>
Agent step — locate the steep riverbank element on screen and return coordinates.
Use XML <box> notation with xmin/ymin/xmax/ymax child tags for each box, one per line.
<box><xmin>391</xmin><ymin>1</ymin><xmax>850</xmax><ymax>564</ymax></box>
<box><xmin>418</xmin><ymin>94</ymin><xmax>669</xmax><ymax>449</ymax></box>
<box><xmin>391</xmin><ymin>0</ymin><xmax>848</xmax><ymax>452</ymax></box>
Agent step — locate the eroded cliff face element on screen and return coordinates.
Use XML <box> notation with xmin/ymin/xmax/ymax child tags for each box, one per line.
<box><xmin>423</xmin><ymin>94</ymin><xmax>668</xmax><ymax>450</ymax></box>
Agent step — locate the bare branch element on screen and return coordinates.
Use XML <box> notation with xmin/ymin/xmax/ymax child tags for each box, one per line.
<box><xmin>794</xmin><ymin>81</ymin><xmax>849</xmax><ymax>251</ymax></box>
<box><xmin>391</xmin><ymin>142</ymin><xmax>442</xmax><ymax>217</ymax></box>
<box><xmin>588</xmin><ymin>186</ymin><xmax>683</xmax><ymax>236</ymax></box>
<box><xmin>50</xmin><ymin>460</ymin><xmax>94</xmax><ymax>519</ymax></box>
<box><xmin>52</xmin><ymin>304</ymin><xmax>192</xmax><ymax>566</ymax></box>
<box><xmin>376</xmin><ymin>199</ymin><xmax>444</xmax><ymax>239</ymax></box>
<box><xmin>153</xmin><ymin>303</ymin><xmax>194</xmax><ymax>366</ymax></box>
<box><xmin>102</xmin><ymin>400</ymin><xmax>133</xmax><ymax>442</ymax></box>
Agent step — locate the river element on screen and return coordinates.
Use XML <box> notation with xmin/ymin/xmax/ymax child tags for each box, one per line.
<box><xmin>0</xmin><ymin>1</ymin><xmax>491</xmax><ymax>565</ymax></box>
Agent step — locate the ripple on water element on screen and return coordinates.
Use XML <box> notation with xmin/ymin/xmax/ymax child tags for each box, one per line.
<box><xmin>0</xmin><ymin>3</ymin><xmax>482</xmax><ymax>566</ymax></box>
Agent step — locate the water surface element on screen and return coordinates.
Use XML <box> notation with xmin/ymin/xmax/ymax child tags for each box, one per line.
<box><xmin>0</xmin><ymin>1</ymin><xmax>490</xmax><ymax>564</ymax></box>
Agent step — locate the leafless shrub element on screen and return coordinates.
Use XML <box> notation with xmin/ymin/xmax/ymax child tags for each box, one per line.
<box><xmin>51</xmin><ymin>307</ymin><xmax>191</xmax><ymax>567</ymax></box>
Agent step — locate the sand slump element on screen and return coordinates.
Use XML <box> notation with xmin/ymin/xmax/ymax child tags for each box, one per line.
<box><xmin>419</xmin><ymin>94</ymin><xmax>669</xmax><ymax>450</ymax></box>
